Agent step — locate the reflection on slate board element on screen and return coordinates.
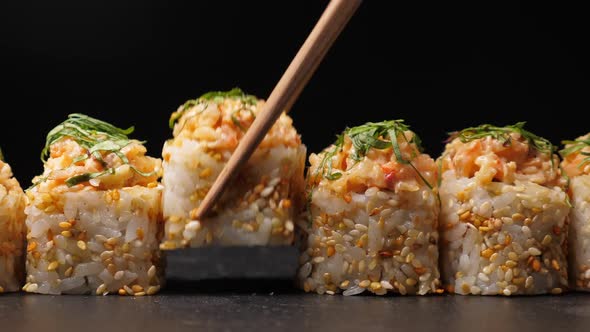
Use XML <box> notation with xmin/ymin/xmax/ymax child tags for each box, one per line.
<box><xmin>165</xmin><ymin>246</ymin><xmax>299</xmax><ymax>280</ymax></box>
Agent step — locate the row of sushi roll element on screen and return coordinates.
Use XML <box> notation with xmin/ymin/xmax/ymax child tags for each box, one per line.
<box><xmin>1</xmin><ymin>88</ymin><xmax>590</xmax><ymax>297</ymax></box>
<box><xmin>297</xmin><ymin>122</ymin><xmax>580</xmax><ymax>296</ymax></box>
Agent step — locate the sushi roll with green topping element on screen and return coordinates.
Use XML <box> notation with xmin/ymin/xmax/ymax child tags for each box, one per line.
<box><xmin>160</xmin><ymin>89</ymin><xmax>306</xmax><ymax>249</ymax></box>
<box><xmin>298</xmin><ymin>120</ymin><xmax>441</xmax><ymax>295</ymax></box>
<box><xmin>439</xmin><ymin>123</ymin><xmax>569</xmax><ymax>295</ymax></box>
<box><xmin>0</xmin><ymin>151</ymin><xmax>26</xmax><ymax>294</ymax></box>
<box><xmin>561</xmin><ymin>134</ymin><xmax>590</xmax><ymax>290</ymax></box>
<box><xmin>24</xmin><ymin>114</ymin><xmax>164</xmax><ymax>295</ymax></box>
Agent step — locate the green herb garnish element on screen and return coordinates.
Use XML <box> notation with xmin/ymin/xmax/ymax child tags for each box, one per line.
<box><xmin>169</xmin><ymin>88</ymin><xmax>258</xmax><ymax>129</ymax></box>
<box><xmin>451</xmin><ymin>122</ymin><xmax>555</xmax><ymax>156</ymax></box>
<box><xmin>315</xmin><ymin>120</ymin><xmax>433</xmax><ymax>189</ymax></box>
<box><xmin>560</xmin><ymin>137</ymin><xmax>590</xmax><ymax>169</ymax></box>
<box><xmin>0</xmin><ymin>147</ymin><xmax>3</xmax><ymax>161</ymax></box>
<box><xmin>450</xmin><ymin>122</ymin><xmax>557</xmax><ymax>170</ymax></box>
<box><xmin>36</xmin><ymin>113</ymin><xmax>154</xmax><ymax>187</ymax></box>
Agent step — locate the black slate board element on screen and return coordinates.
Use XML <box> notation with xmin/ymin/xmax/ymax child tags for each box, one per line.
<box><xmin>1</xmin><ymin>281</ymin><xmax>590</xmax><ymax>332</ymax></box>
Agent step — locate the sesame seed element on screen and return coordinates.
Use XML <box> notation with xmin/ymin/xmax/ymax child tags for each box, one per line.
<box><xmin>312</xmin><ymin>257</ymin><xmax>325</xmax><ymax>264</ymax></box>
<box><xmin>132</xmin><ymin>285</ymin><xmax>144</xmax><ymax>293</ymax></box>
<box><xmin>480</xmin><ymin>248</ymin><xmax>493</xmax><ymax>258</ymax></box>
<box><xmin>96</xmin><ymin>284</ymin><xmax>107</xmax><ymax>295</ymax></box>
<box><xmin>146</xmin><ymin>286</ymin><xmax>160</xmax><ymax>295</ymax></box>
<box><xmin>506</xmin><ymin>285</ymin><xmax>518</xmax><ymax>293</ymax></box>
<box><xmin>551</xmin><ymin>287</ymin><xmax>563</xmax><ymax>295</ymax></box>
<box><xmin>340</xmin><ymin>280</ymin><xmax>350</xmax><ymax>289</ymax></box>
<box><xmin>459</xmin><ymin>211</ymin><xmax>471</xmax><ymax>221</ymax></box>
<box><xmin>135</xmin><ymin>292</ymin><xmax>146</xmax><ymax>296</ymax></box>
<box><xmin>512</xmin><ymin>213</ymin><xmax>525</xmax><ymax>221</ymax></box>
<box><xmin>118</xmin><ymin>288</ymin><xmax>126</xmax><ymax>296</ymax></box>
<box><xmin>123</xmin><ymin>285</ymin><xmax>134</xmax><ymax>295</ymax></box>
<box><xmin>542</xmin><ymin>235</ymin><xmax>553</xmax><ymax>246</ymax></box>
<box><xmin>26</xmin><ymin>283</ymin><xmax>39</xmax><ymax>292</ymax></box>
<box><xmin>528</xmin><ymin>247</ymin><xmax>542</xmax><ymax>256</ymax></box>
<box><xmin>359</xmin><ymin>280</ymin><xmax>371</xmax><ymax>288</ymax></box>
<box><xmin>406</xmin><ymin>278</ymin><xmax>417</xmax><ymax>286</ymax></box>
<box><xmin>461</xmin><ymin>284</ymin><xmax>470</xmax><ymax>293</ymax></box>
<box><xmin>551</xmin><ymin>259</ymin><xmax>560</xmax><ymax>271</ymax></box>
<box><xmin>47</xmin><ymin>261</ymin><xmax>59</xmax><ymax>271</ymax></box>
<box><xmin>64</xmin><ymin>266</ymin><xmax>73</xmax><ymax>277</ymax></box>
<box><xmin>148</xmin><ymin>265</ymin><xmax>157</xmax><ymax>279</ymax></box>
<box><xmin>61</xmin><ymin>231</ymin><xmax>72</xmax><ymax>238</ymax></box>
<box><xmin>77</xmin><ymin>240</ymin><xmax>87</xmax><ymax>250</ymax></box>
<box><xmin>326</xmin><ymin>246</ymin><xmax>335</xmax><ymax>257</ymax></box>
<box><xmin>260</xmin><ymin>187</ymin><xmax>274</xmax><ymax>198</ymax></box>
<box><xmin>27</xmin><ymin>241</ymin><xmax>37</xmax><ymax>252</ymax></box>
<box><xmin>59</xmin><ymin>221</ymin><xmax>72</xmax><ymax>229</ymax></box>
<box><xmin>370</xmin><ymin>282</ymin><xmax>382</xmax><ymax>291</ymax></box>
<box><xmin>285</xmin><ymin>221</ymin><xmax>294</xmax><ymax>232</ymax></box>
<box><xmin>381</xmin><ymin>281</ymin><xmax>393</xmax><ymax>289</ymax></box>
<box><xmin>199</xmin><ymin>168</ymin><xmax>212</xmax><ymax>179</ymax></box>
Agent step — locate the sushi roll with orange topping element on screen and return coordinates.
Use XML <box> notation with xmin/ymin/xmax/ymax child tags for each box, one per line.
<box><xmin>298</xmin><ymin>120</ymin><xmax>441</xmax><ymax>295</ymax></box>
<box><xmin>160</xmin><ymin>89</ymin><xmax>306</xmax><ymax>248</ymax></box>
<box><xmin>560</xmin><ymin>134</ymin><xmax>590</xmax><ymax>290</ymax></box>
<box><xmin>24</xmin><ymin>114</ymin><xmax>164</xmax><ymax>295</ymax></box>
<box><xmin>0</xmin><ymin>151</ymin><xmax>26</xmax><ymax>294</ymax></box>
<box><xmin>439</xmin><ymin>123</ymin><xmax>569</xmax><ymax>295</ymax></box>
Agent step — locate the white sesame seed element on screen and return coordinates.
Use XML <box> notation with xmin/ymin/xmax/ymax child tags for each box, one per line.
<box><xmin>26</xmin><ymin>283</ymin><xmax>39</xmax><ymax>292</ymax></box>
<box><xmin>114</xmin><ymin>271</ymin><xmax>125</xmax><ymax>280</ymax></box>
<box><xmin>148</xmin><ymin>265</ymin><xmax>157</xmax><ymax>279</ymax></box>
<box><xmin>528</xmin><ymin>247</ymin><xmax>542</xmax><ymax>256</ymax></box>
<box><xmin>354</xmin><ymin>224</ymin><xmax>368</xmax><ymax>232</ymax></box>
<box><xmin>260</xmin><ymin>187</ymin><xmax>274</xmax><ymax>198</ymax></box>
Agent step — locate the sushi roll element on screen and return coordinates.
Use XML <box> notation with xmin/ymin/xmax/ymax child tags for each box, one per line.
<box><xmin>298</xmin><ymin>120</ymin><xmax>441</xmax><ymax>295</ymax></box>
<box><xmin>560</xmin><ymin>134</ymin><xmax>590</xmax><ymax>290</ymax></box>
<box><xmin>160</xmin><ymin>88</ymin><xmax>306</xmax><ymax>248</ymax></box>
<box><xmin>0</xmin><ymin>151</ymin><xmax>26</xmax><ymax>294</ymax></box>
<box><xmin>24</xmin><ymin>114</ymin><xmax>164</xmax><ymax>295</ymax></box>
<box><xmin>439</xmin><ymin>123</ymin><xmax>569</xmax><ymax>295</ymax></box>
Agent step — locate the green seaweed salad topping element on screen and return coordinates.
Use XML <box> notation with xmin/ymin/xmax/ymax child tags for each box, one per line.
<box><xmin>450</xmin><ymin>122</ymin><xmax>555</xmax><ymax>156</ymax></box>
<box><xmin>449</xmin><ymin>122</ymin><xmax>556</xmax><ymax>170</ymax></box>
<box><xmin>169</xmin><ymin>88</ymin><xmax>258</xmax><ymax>130</ymax></box>
<box><xmin>314</xmin><ymin>120</ymin><xmax>433</xmax><ymax>189</ymax></box>
<box><xmin>560</xmin><ymin>136</ymin><xmax>590</xmax><ymax>168</ymax></box>
<box><xmin>33</xmin><ymin>113</ymin><xmax>155</xmax><ymax>188</ymax></box>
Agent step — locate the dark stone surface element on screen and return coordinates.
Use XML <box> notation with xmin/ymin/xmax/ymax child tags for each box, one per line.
<box><xmin>165</xmin><ymin>246</ymin><xmax>299</xmax><ymax>280</ymax></box>
<box><xmin>2</xmin><ymin>279</ymin><xmax>590</xmax><ymax>332</ymax></box>
<box><xmin>2</xmin><ymin>248</ymin><xmax>590</xmax><ymax>331</ymax></box>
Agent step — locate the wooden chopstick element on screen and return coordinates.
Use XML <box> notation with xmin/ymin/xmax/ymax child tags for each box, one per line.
<box><xmin>195</xmin><ymin>0</ymin><xmax>362</xmax><ymax>220</ymax></box>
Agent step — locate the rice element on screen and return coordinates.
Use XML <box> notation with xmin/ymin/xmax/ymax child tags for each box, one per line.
<box><xmin>0</xmin><ymin>159</ymin><xmax>26</xmax><ymax>294</ymax></box>
<box><xmin>297</xmin><ymin>120</ymin><xmax>441</xmax><ymax>295</ymax></box>
<box><xmin>439</xmin><ymin>124</ymin><xmax>569</xmax><ymax>295</ymax></box>
<box><xmin>24</xmin><ymin>114</ymin><xmax>164</xmax><ymax>295</ymax></box>
<box><xmin>561</xmin><ymin>134</ymin><xmax>590</xmax><ymax>291</ymax></box>
<box><xmin>160</xmin><ymin>89</ymin><xmax>306</xmax><ymax>249</ymax></box>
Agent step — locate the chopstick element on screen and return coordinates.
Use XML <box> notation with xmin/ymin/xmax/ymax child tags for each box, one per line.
<box><xmin>194</xmin><ymin>0</ymin><xmax>362</xmax><ymax>220</ymax></box>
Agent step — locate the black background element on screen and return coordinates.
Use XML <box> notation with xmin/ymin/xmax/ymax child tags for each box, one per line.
<box><xmin>0</xmin><ymin>0</ymin><xmax>587</xmax><ymax>184</ymax></box>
